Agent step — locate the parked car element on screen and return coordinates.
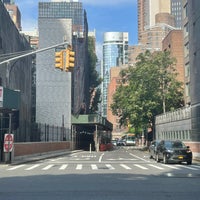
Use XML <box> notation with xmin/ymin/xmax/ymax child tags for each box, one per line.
<box><xmin>156</xmin><ymin>140</ymin><xmax>192</xmax><ymax>165</ymax></box>
<box><xmin>125</xmin><ymin>139</ymin><xmax>136</xmax><ymax>146</ymax></box>
<box><xmin>111</xmin><ymin>140</ymin><xmax>117</xmax><ymax>146</ymax></box>
<box><xmin>117</xmin><ymin>139</ymin><xmax>126</xmax><ymax>146</ymax></box>
<box><xmin>149</xmin><ymin>140</ymin><xmax>160</xmax><ymax>159</ymax></box>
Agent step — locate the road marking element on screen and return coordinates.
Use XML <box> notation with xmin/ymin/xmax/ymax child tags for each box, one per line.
<box><xmin>176</xmin><ymin>165</ymin><xmax>199</xmax><ymax>171</ymax></box>
<box><xmin>129</xmin><ymin>153</ymin><xmax>150</xmax><ymax>162</ymax></box>
<box><xmin>82</xmin><ymin>155</ymin><xmax>96</xmax><ymax>158</ymax></box>
<box><xmin>42</xmin><ymin>164</ymin><xmax>54</xmax><ymax>170</ymax></box>
<box><xmin>192</xmin><ymin>165</ymin><xmax>200</xmax><ymax>169</ymax></box>
<box><xmin>148</xmin><ymin>164</ymin><xmax>164</xmax><ymax>170</ymax></box>
<box><xmin>76</xmin><ymin>164</ymin><xmax>82</xmax><ymax>170</ymax></box>
<box><xmin>25</xmin><ymin>164</ymin><xmax>40</xmax><ymax>170</ymax></box>
<box><xmin>49</xmin><ymin>158</ymin><xmax>63</xmax><ymax>162</ymax></box>
<box><xmin>59</xmin><ymin>164</ymin><xmax>68</xmax><ymax>170</ymax></box>
<box><xmin>120</xmin><ymin>164</ymin><xmax>131</xmax><ymax>170</ymax></box>
<box><xmin>105</xmin><ymin>164</ymin><xmax>115</xmax><ymax>170</ymax></box>
<box><xmin>163</xmin><ymin>165</ymin><xmax>180</xmax><ymax>170</ymax></box>
<box><xmin>91</xmin><ymin>164</ymin><xmax>98</xmax><ymax>170</ymax></box>
<box><xmin>107</xmin><ymin>158</ymin><xmax>137</xmax><ymax>161</ymax></box>
<box><xmin>7</xmin><ymin>165</ymin><xmax>25</xmax><ymax>171</ymax></box>
<box><xmin>99</xmin><ymin>153</ymin><xmax>104</xmax><ymax>163</ymax></box>
<box><xmin>134</xmin><ymin>164</ymin><xmax>148</xmax><ymax>170</ymax></box>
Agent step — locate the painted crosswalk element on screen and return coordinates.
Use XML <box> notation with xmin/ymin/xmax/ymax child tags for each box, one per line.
<box><xmin>4</xmin><ymin>163</ymin><xmax>200</xmax><ymax>172</ymax></box>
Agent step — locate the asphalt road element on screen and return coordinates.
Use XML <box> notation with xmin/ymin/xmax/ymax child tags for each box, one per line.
<box><xmin>0</xmin><ymin>147</ymin><xmax>200</xmax><ymax>200</ymax></box>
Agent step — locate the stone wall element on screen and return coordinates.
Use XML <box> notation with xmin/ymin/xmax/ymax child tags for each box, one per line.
<box><xmin>14</xmin><ymin>141</ymin><xmax>71</xmax><ymax>157</ymax></box>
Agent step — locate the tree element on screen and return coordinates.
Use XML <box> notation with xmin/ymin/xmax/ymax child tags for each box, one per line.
<box><xmin>87</xmin><ymin>37</ymin><xmax>102</xmax><ymax>113</ymax></box>
<box><xmin>111</xmin><ymin>50</ymin><xmax>184</xmax><ymax>133</ymax></box>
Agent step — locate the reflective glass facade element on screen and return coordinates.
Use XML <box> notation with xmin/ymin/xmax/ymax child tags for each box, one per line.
<box><xmin>39</xmin><ymin>1</ymin><xmax>84</xmax><ymax>32</ymax></box>
<box><xmin>171</xmin><ymin>0</ymin><xmax>183</xmax><ymax>29</ymax></box>
<box><xmin>102</xmin><ymin>32</ymin><xmax>128</xmax><ymax>117</ymax></box>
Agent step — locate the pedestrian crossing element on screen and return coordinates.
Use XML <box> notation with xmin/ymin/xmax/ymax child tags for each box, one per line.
<box><xmin>4</xmin><ymin>163</ymin><xmax>200</xmax><ymax>172</ymax></box>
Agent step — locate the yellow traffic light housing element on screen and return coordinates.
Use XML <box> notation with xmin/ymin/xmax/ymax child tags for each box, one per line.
<box><xmin>55</xmin><ymin>51</ymin><xmax>64</xmax><ymax>70</ymax></box>
<box><xmin>65</xmin><ymin>48</ymin><xmax>75</xmax><ymax>72</ymax></box>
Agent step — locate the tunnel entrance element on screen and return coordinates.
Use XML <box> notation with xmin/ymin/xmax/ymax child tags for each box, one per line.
<box><xmin>71</xmin><ymin>114</ymin><xmax>113</xmax><ymax>152</ymax></box>
<box><xmin>78</xmin><ymin>132</ymin><xmax>95</xmax><ymax>151</ymax></box>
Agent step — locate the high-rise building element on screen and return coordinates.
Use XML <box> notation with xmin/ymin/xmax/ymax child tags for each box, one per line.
<box><xmin>0</xmin><ymin>1</ymin><xmax>32</xmax><ymax>142</ymax></box>
<box><xmin>171</xmin><ymin>0</ymin><xmax>184</xmax><ymax>29</ymax></box>
<box><xmin>36</xmin><ymin>1</ymin><xmax>88</xmax><ymax>133</ymax></box>
<box><xmin>102</xmin><ymin>32</ymin><xmax>128</xmax><ymax>117</ymax></box>
<box><xmin>183</xmin><ymin>0</ymin><xmax>190</xmax><ymax>105</ymax></box>
<box><xmin>188</xmin><ymin>0</ymin><xmax>200</xmax><ymax>144</ymax></box>
<box><xmin>137</xmin><ymin>0</ymin><xmax>171</xmax><ymax>43</ymax></box>
<box><xmin>3</xmin><ymin>0</ymin><xmax>21</xmax><ymax>31</ymax></box>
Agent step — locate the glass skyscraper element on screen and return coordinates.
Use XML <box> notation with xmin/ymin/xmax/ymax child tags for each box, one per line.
<box><xmin>102</xmin><ymin>32</ymin><xmax>129</xmax><ymax>117</ymax></box>
<box><xmin>39</xmin><ymin>1</ymin><xmax>84</xmax><ymax>32</ymax></box>
<box><xmin>171</xmin><ymin>0</ymin><xmax>184</xmax><ymax>29</ymax></box>
<box><xmin>36</xmin><ymin>0</ymin><xmax>87</xmax><ymax>131</ymax></box>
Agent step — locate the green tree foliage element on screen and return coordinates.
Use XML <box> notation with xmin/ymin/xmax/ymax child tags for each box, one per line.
<box><xmin>88</xmin><ymin>37</ymin><xmax>102</xmax><ymax>113</ymax></box>
<box><xmin>111</xmin><ymin>50</ymin><xmax>184</xmax><ymax>130</ymax></box>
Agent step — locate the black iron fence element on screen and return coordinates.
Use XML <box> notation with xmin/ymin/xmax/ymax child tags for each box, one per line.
<box><xmin>0</xmin><ymin>118</ymin><xmax>71</xmax><ymax>143</ymax></box>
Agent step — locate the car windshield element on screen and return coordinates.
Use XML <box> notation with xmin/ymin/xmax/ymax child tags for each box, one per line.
<box><xmin>165</xmin><ymin>141</ymin><xmax>185</xmax><ymax>148</ymax></box>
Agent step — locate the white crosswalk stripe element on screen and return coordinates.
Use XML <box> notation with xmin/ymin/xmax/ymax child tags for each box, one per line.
<box><xmin>76</xmin><ymin>164</ymin><xmax>82</xmax><ymax>170</ymax></box>
<box><xmin>148</xmin><ymin>164</ymin><xmax>164</xmax><ymax>170</ymax></box>
<box><xmin>120</xmin><ymin>164</ymin><xmax>131</xmax><ymax>170</ymax></box>
<box><xmin>106</xmin><ymin>164</ymin><xmax>115</xmax><ymax>170</ymax></box>
<box><xmin>7</xmin><ymin>165</ymin><xmax>26</xmax><ymax>171</ymax></box>
<box><xmin>163</xmin><ymin>164</ymin><xmax>180</xmax><ymax>170</ymax></box>
<box><xmin>42</xmin><ymin>164</ymin><xmax>54</xmax><ymax>170</ymax></box>
<box><xmin>59</xmin><ymin>164</ymin><xmax>68</xmax><ymax>170</ymax></box>
<box><xmin>134</xmin><ymin>164</ymin><xmax>148</xmax><ymax>170</ymax></box>
<box><xmin>4</xmin><ymin>163</ymin><xmax>200</xmax><ymax>172</ymax></box>
<box><xmin>91</xmin><ymin>164</ymin><xmax>98</xmax><ymax>170</ymax></box>
<box><xmin>176</xmin><ymin>165</ymin><xmax>199</xmax><ymax>171</ymax></box>
<box><xmin>25</xmin><ymin>164</ymin><xmax>41</xmax><ymax>171</ymax></box>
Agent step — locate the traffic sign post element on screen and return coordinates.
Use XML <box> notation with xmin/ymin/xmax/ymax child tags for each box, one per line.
<box><xmin>4</xmin><ymin>133</ymin><xmax>14</xmax><ymax>153</ymax></box>
<box><xmin>4</xmin><ymin>133</ymin><xmax>14</xmax><ymax>164</ymax></box>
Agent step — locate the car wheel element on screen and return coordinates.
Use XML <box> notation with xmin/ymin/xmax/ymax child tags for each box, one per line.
<box><xmin>187</xmin><ymin>160</ymin><xmax>192</xmax><ymax>165</ymax></box>
<box><xmin>156</xmin><ymin>154</ymin><xmax>160</xmax><ymax>162</ymax></box>
<box><xmin>163</xmin><ymin>154</ymin><xmax>168</xmax><ymax>164</ymax></box>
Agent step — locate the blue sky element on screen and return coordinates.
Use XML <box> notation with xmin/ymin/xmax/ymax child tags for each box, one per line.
<box><xmin>15</xmin><ymin>0</ymin><xmax>138</xmax><ymax>57</ymax></box>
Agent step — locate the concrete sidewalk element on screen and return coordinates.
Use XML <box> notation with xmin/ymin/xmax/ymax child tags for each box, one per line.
<box><xmin>9</xmin><ymin>150</ymin><xmax>82</xmax><ymax>165</ymax></box>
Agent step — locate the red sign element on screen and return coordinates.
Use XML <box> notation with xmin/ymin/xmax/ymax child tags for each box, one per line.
<box><xmin>4</xmin><ymin>134</ymin><xmax>14</xmax><ymax>152</ymax></box>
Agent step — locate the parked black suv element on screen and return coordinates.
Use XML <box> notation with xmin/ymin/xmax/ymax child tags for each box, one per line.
<box><xmin>156</xmin><ymin>140</ymin><xmax>192</xmax><ymax>165</ymax></box>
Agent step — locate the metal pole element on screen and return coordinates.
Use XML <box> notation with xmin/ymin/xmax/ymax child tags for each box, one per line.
<box><xmin>0</xmin><ymin>42</ymin><xmax>69</xmax><ymax>66</ymax></box>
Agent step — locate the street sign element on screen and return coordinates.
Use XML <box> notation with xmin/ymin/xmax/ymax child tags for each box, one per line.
<box><xmin>4</xmin><ymin>134</ymin><xmax>14</xmax><ymax>152</ymax></box>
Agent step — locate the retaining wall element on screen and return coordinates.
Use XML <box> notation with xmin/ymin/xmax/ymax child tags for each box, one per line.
<box><xmin>14</xmin><ymin>141</ymin><xmax>71</xmax><ymax>157</ymax></box>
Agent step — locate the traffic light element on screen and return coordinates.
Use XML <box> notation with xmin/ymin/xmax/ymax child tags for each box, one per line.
<box><xmin>65</xmin><ymin>48</ymin><xmax>75</xmax><ymax>72</ymax></box>
<box><xmin>55</xmin><ymin>51</ymin><xmax>64</xmax><ymax>70</ymax></box>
